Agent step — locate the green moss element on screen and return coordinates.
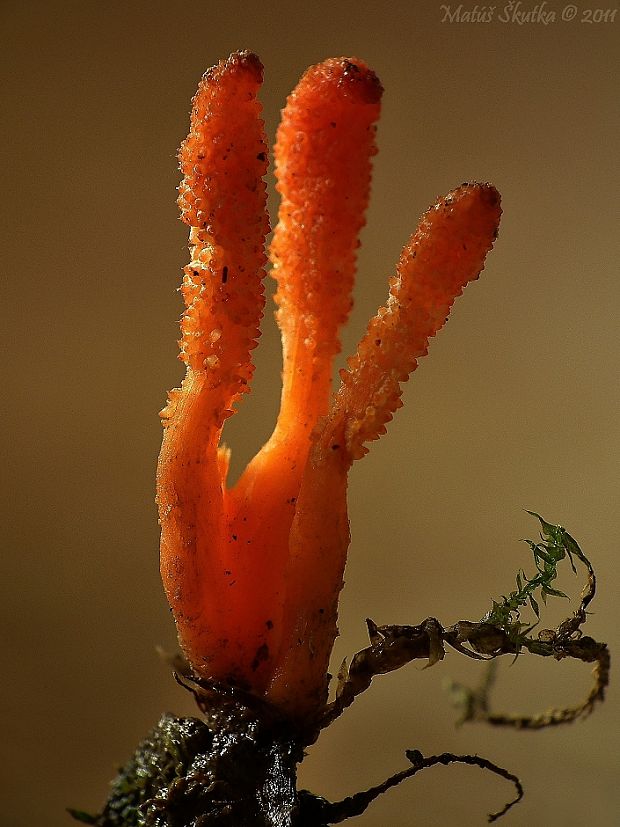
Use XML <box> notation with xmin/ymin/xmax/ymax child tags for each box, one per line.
<box><xmin>69</xmin><ymin>714</ymin><xmax>213</xmax><ymax>826</ymax></box>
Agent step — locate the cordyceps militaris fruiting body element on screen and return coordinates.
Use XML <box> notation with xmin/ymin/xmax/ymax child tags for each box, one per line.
<box><xmin>156</xmin><ymin>50</ymin><xmax>502</xmax><ymax>730</ymax></box>
<box><xmin>70</xmin><ymin>50</ymin><xmax>610</xmax><ymax>827</ymax></box>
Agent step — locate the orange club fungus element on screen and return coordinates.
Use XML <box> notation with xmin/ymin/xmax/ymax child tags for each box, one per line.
<box><xmin>156</xmin><ymin>51</ymin><xmax>502</xmax><ymax>729</ymax></box>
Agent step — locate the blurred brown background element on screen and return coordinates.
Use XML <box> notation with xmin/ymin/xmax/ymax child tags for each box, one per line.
<box><xmin>2</xmin><ymin>1</ymin><xmax>618</xmax><ymax>825</ymax></box>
